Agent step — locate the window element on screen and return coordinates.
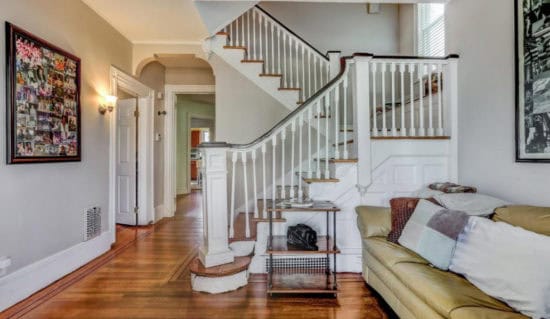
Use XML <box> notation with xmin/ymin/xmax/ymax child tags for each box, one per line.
<box><xmin>417</xmin><ymin>4</ymin><xmax>445</xmax><ymax>57</ymax></box>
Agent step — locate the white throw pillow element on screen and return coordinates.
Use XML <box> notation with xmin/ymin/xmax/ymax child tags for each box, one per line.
<box><xmin>450</xmin><ymin>217</ymin><xmax>550</xmax><ymax>319</ymax></box>
<box><xmin>433</xmin><ymin>193</ymin><xmax>510</xmax><ymax>216</ymax></box>
<box><xmin>412</xmin><ymin>187</ymin><xmax>444</xmax><ymax>199</ymax></box>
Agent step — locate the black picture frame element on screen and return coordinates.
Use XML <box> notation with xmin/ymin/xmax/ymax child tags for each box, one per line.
<box><xmin>515</xmin><ymin>0</ymin><xmax>550</xmax><ymax>163</ymax></box>
<box><xmin>6</xmin><ymin>22</ymin><xmax>81</xmax><ymax>164</ymax></box>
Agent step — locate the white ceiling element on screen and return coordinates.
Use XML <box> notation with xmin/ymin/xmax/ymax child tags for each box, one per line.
<box><xmin>82</xmin><ymin>0</ymin><xmax>209</xmax><ymax>44</ymax></box>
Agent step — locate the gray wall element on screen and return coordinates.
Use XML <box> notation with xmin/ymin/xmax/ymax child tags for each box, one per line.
<box><xmin>0</xmin><ymin>0</ymin><xmax>133</xmax><ymax>275</ymax></box>
<box><xmin>260</xmin><ymin>2</ymin><xmax>400</xmax><ymax>56</ymax></box>
<box><xmin>447</xmin><ymin>0</ymin><xmax>550</xmax><ymax>206</ymax></box>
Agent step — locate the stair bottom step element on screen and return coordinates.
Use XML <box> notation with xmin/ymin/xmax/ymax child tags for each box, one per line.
<box><xmin>189</xmin><ymin>256</ymin><xmax>251</xmax><ymax>277</ymax></box>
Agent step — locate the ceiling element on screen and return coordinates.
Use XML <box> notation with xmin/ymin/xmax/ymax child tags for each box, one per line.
<box><xmin>82</xmin><ymin>0</ymin><xmax>209</xmax><ymax>43</ymax></box>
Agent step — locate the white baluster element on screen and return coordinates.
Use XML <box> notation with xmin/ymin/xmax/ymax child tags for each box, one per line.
<box><xmin>400</xmin><ymin>63</ymin><xmax>407</xmax><ymax>137</ymax></box>
<box><xmin>290</xmin><ymin>119</ymin><xmax>296</xmax><ymax>200</ymax></box>
<box><xmin>251</xmin><ymin>149</ymin><xmax>258</xmax><ymax>218</ymax></box>
<box><xmin>271</xmin><ymin>136</ymin><xmax>277</xmax><ymax>205</ymax></box>
<box><xmin>229</xmin><ymin>152</ymin><xmax>238</xmax><ymax>238</ymax></box>
<box><xmin>270</xmin><ymin>22</ymin><xmax>275</xmax><ymax>74</ymax></box>
<box><xmin>372</xmin><ymin>62</ymin><xmax>378</xmax><ymax>136</ymax></box>
<box><xmin>437</xmin><ymin>63</ymin><xmax>444</xmax><ymax>136</ymax></box>
<box><xmin>308</xmin><ymin>107</ymin><xmax>313</xmax><ymax>179</ymax></box>
<box><xmin>343</xmin><ymin>76</ymin><xmax>349</xmax><ymax>159</ymax></box>
<box><xmin>289</xmin><ymin>38</ymin><xmax>294</xmax><ymax>88</ymax></box>
<box><xmin>334</xmin><ymin>87</ymin><xmax>340</xmax><ymax>159</ymax></box>
<box><xmin>280</xmin><ymin>129</ymin><xmax>286</xmax><ymax>199</ymax></box>
<box><xmin>381</xmin><ymin>62</ymin><xmax>387</xmax><ymax>136</ymax></box>
<box><xmin>298</xmin><ymin>113</ymin><xmax>304</xmax><ymax>200</ymax></box>
<box><xmin>241</xmin><ymin>152</ymin><xmax>250</xmax><ymax>238</ymax></box>
<box><xmin>391</xmin><ymin>63</ymin><xmax>397</xmax><ymax>136</ymax></box>
<box><xmin>295</xmin><ymin>40</ymin><xmax>299</xmax><ymax>91</ymax></box>
<box><xmin>418</xmin><ymin>63</ymin><xmax>425</xmax><ymax>136</ymax></box>
<box><xmin>409</xmin><ymin>63</ymin><xmax>416</xmax><ymax>136</ymax></box>
<box><xmin>308</xmin><ymin>51</ymin><xmax>313</xmax><ymax>98</ymax></box>
<box><xmin>324</xmin><ymin>94</ymin><xmax>330</xmax><ymax>178</ymax></box>
<box><xmin>258</xmin><ymin>13</ymin><xmax>263</xmax><ymax>61</ymax></box>
<box><xmin>241</xmin><ymin>14</ymin><xmax>244</xmax><ymax>47</ymax></box>
<box><xmin>301</xmin><ymin>45</ymin><xmax>305</xmax><ymax>102</ymax></box>
<box><xmin>316</xmin><ymin>101</ymin><xmax>321</xmax><ymax>179</ymax></box>
<box><xmin>428</xmin><ymin>64</ymin><xmax>434</xmax><ymax>136</ymax></box>
<box><xmin>247</xmin><ymin>11</ymin><xmax>251</xmax><ymax>58</ymax></box>
<box><xmin>283</xmin><ymin>33</ymin><xmax>287</xmax><ymax>86</ymax></box>
<box><xmin>278</xmin><ymin>28</ymin><xmax>282</xmax><ymax>75</ymax></box>
<box><xmin>261</xmin><ymin>143</ymin><xmax>267</xmax><ymax>219</ymax></box>
<box><xmin>314</xmin><ymin>56</ymin><xmax>318</xmax><ymax>93</ymax></box>
<box><xmin>252</xmin><ymin>10</ymin><xmax>256</xmax><ymax>60</ymax></box>
<box><xmin>228</xmin><ymin>22</ymin><xmax>233</xmax><ymax>46</ymax></box>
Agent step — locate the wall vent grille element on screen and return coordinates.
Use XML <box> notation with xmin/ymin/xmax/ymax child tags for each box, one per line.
<box><xmin>85</xmin><ymin>207</ymin><xmax>101</xmax><ymax>241</ymax></box>
<box><xmin>265</xmin><ymin>257</ymin><xmax>328</xmax><ymax>273</ymax></box>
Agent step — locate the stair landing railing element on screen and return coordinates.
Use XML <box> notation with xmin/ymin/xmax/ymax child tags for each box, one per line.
<box><xmin>221</xmin><ymin>5</ymin><xmax>333</xmax><ymax>103</ymax></box>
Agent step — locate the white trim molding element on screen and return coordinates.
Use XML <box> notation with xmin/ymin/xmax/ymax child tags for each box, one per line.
<box><xmin>163</xmin><ymin>85</ymin><xmax>215</xmax><ymax>218</ymax></box>
<box><xmin>109</xmin><ymin>66</ymin><xmax>155</xmax><ymax>241</ymax></box>
<box><xmin>0</xmin><ymin>232</ymin><xmax>111</xmax><ymax>311</ymax></box>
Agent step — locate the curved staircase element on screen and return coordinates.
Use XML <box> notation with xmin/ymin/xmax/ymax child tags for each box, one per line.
<box><xmin>191</xmin><ymin>5</ymin><xmax>460</xmax><ymax>294</ymax></box>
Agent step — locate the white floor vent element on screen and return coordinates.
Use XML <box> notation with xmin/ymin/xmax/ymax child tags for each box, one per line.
<box><xmin>84</xmin><ymin>207</ymin><xmax>102</xmax><ymax>241</ymax></box>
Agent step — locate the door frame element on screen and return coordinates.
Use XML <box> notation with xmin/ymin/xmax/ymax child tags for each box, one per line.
<box><xmin>109</xmin><ymin>66</ymin><xmax>155</xmax><ymax>243</ymax></box>
<box><xmin>187</xmin><ymin>114</ymin><xmax>215</xmax><ymax>193</ymax></box>
<box><xmin>164</xmin><ymin>85</ymin><xmax>215</xmax><ymax>218</ymax></box>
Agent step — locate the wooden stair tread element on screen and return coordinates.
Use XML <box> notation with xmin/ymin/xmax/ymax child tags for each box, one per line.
<box><xmin>259</xmin><ymin>73</ymin><xmax>283</xmax><ymax>77</ymax></box>
<box><xmin>334</xmin><ymin>139</ymin><xmax>354</xmax><ymax>146</ymax></box>
<box><xmin>189</xmin><ymin>256</ymin><xmax>251</xmax><ymax>277</ymax></box>
<box><xmin>371</xmin><ymin>136</ymin><xmax>451</xmax><ymax>140</ymax></box>
<box><xmin>295</xmin><ymin>173</ymin><xmax>339</xmax><ymax>183</ymax></box>
<box><xmin>315</xmin><ymin>115</ymin><xmax>331</xmax><ymax>119</ymax></box>
<box><xmin>278</xmin><ymin>87</ymin><xmax>301</xmax><ymax>91</ymax></box>
<box><xmin>241</xmin><ymin>59</ymin><xmax>264</xmax><ymax>63</ymax></box>
<box><xmin>216</xmin><ymin>31</ymin><xmax>229</xmax><ymax>36</ymax></box>
<box><xmin>223</xmin><ymin>45</ymin><xmax>247</xmax><ymax>51</ymax></box>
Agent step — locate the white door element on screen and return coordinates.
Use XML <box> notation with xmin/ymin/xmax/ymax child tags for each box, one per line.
<box><xmin>116</xmin><ymin>99</ymin><xmax>138</xmax><ymax>226</ymax></box>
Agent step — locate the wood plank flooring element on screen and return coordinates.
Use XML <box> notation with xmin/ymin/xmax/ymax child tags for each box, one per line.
<box><xmin>3</xmin><ymin>191</ymin><xmax>389</xmax><ymax>319</ymax></box>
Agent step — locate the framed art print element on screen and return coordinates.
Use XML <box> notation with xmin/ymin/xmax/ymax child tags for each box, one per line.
<box><xmin>516</xmin><ymin>0</ymin><xmax>550</xmax><ymax>163</ymax></box>
<box><xmin>6</xmin><ymin>22</ymin><xmax>81</xmax><ymax>164</ymax></box>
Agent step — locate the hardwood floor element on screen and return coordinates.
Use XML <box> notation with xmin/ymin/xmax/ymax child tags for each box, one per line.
<box><xmin>3</xmin><ymin>191</ymin><xmax>388</xmax><ymax>319</ymax></box>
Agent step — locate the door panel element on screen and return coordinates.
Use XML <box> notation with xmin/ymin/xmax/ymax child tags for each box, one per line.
<box><xmin>116</xmin><ymin>99</ymin><xmax>137</xmax><ymax>226</ymax></box>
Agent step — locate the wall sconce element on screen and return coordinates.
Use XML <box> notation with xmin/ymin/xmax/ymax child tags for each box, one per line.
<box><xmin>99</xmin><ymin>95</ymin><xmax>117</xmax><ymax>115</ymax></box>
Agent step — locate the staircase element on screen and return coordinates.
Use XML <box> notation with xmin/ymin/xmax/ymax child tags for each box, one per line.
<box><xmin>192</xmin><ymin>5</ymin><xmax>460</xmax><ymax>293</ymax></box>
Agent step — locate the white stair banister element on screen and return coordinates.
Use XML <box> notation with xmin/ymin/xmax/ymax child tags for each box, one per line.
<box><xmin>198</xmin><ymin>143</ymin><xmax>234</xmax><ymax>268</ymax></box>
<box><xmin>409</xmin><ymin>63</ymin><xmax>416</xmax><ymax>136</ymax></box>
<box><xmin>400</xmin><ymin>63</ymin><xmax>407</xmax><ymax>137</ymax></box>
<box><xmin>391</xmin><ymin>63</ymin><xmax>397</xmax><ymax>137</ymax></box>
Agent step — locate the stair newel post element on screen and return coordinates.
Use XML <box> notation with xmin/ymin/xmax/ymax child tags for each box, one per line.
<box><xmin>198</xmin><ymin>143</ymin><xmax>235</xmax><ymax>268</ymax></box>
<box><xmin>352</xmin><ymin>56</ymin><xmax>373</xmax><ymax>204</ymax></box>
<box><xmin>280</xmin><ymin>129</ymin><xmax>286</xmax><ymax>200</ymax></box>
<box><xmin>307</xmin><ymin>107</ymin><xmax>313</xmax><ymax>179</ymax></box>
<box><xmin>327</xmin><ymin>51</ymin><xmax>341</xmax><ymax>79</ymax></box>
<box><xmin>391</xmin><ymin>62</ymin><xmax>397</xmax><ymax>137</ymax></box>
<box><xmin>251</xmin><ymin>149</ymin><xmax>258</xmax><ymax>219</ymax></box>
<box><xmin>446</xmin><ymin>56</ymin><xmax>459</xmax><ymax>182</ymax></box>
<box><xmin>409</xmin><ymin>63</ymin><xmax>416</xmax><ymax>137</ymax></box>
<box><xmin>271</xmin><ymin>136</ymin><xmax>277</xmax><ymax>206</ymax></box>
<box><xmin>343</xmin><ymin>75</ymin><xmax>349</xmax><ymax>160</ymax></box>
<box><xmin>241</xmin><ymin>152</ymin><xmax>250</xmax><ymax>238</ymax></box>
<box><xmin>400</xmin><ymin>63</ymin><xmax>407</xmax><ymax>137</ymax></box>
<box><xmin>298</xmin><ymin>113</ymin><xmax>304</xmax><ymax>200</ymax></box>
<box><xmin>371</xmin><ymin>62</ymin><xmax>378</xmax><ymax>137</ymax></box>
<box><xmin>229</xmin><ymin>151</ymin><xmax>238</xmax><ymax>239</ymax></box>
<box><xmin>261</xmin><ymin>144</ymin><xmax>267</xmax><ymax>219</ymax></box>
<box><xmin>290</xmin><ymin>119</ymin><xmax>296</xmax><ymax>200</ymax></box>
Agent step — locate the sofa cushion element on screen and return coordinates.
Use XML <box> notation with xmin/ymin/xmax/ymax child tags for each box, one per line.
<box><xmin>364</xmin><ymin>237</ymin><xmax>428</xmax><ymax>269</ymax></box>
<box><xmin>493</xmin><ymin>205</ymin><xmax>550</xmax><ymax>236</ymax></box>
<box><xmin>356</xmin><ymin>206</ymin><xmax>391</xmax><ymax>238</ymax></box>
<box><xmin>392</xmin><ymin>262</ymin><xmax>515</xmax><ymax>318</ymax></box>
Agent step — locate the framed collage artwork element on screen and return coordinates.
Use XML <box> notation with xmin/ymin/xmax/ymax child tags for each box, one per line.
<box><xmin>5</xmin><ymin>22</ymin><xmax>81</xmax><ymax>164</ymax></box>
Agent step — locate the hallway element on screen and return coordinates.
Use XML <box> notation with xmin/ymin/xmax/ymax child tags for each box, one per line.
<box><xmin>6</xmin><ymin>192</ymin><xmax>387</xmax><ymax>319</ymax></box>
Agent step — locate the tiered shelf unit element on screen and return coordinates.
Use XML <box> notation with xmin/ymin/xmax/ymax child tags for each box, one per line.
<box><xmin>266</xmin><ymin>201</ymin><xmax>340</xmax><ymax>296</ymax></box>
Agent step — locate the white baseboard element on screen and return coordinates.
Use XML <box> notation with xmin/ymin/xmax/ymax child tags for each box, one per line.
<box><xmin>154</xmin><ymin>204</ymin><xmax>166</xmax><ymax>222</ymax></box>
<box><xmin>0</xmin><ymin>231</ymin><xmax>112</xmax><ymax>311</ymax></box>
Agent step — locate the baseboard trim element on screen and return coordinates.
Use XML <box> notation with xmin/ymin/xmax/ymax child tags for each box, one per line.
<box><xmin>0</xmin><ymin>231</ymin><xmax>112</xmax><ymax>314</ymax></box>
